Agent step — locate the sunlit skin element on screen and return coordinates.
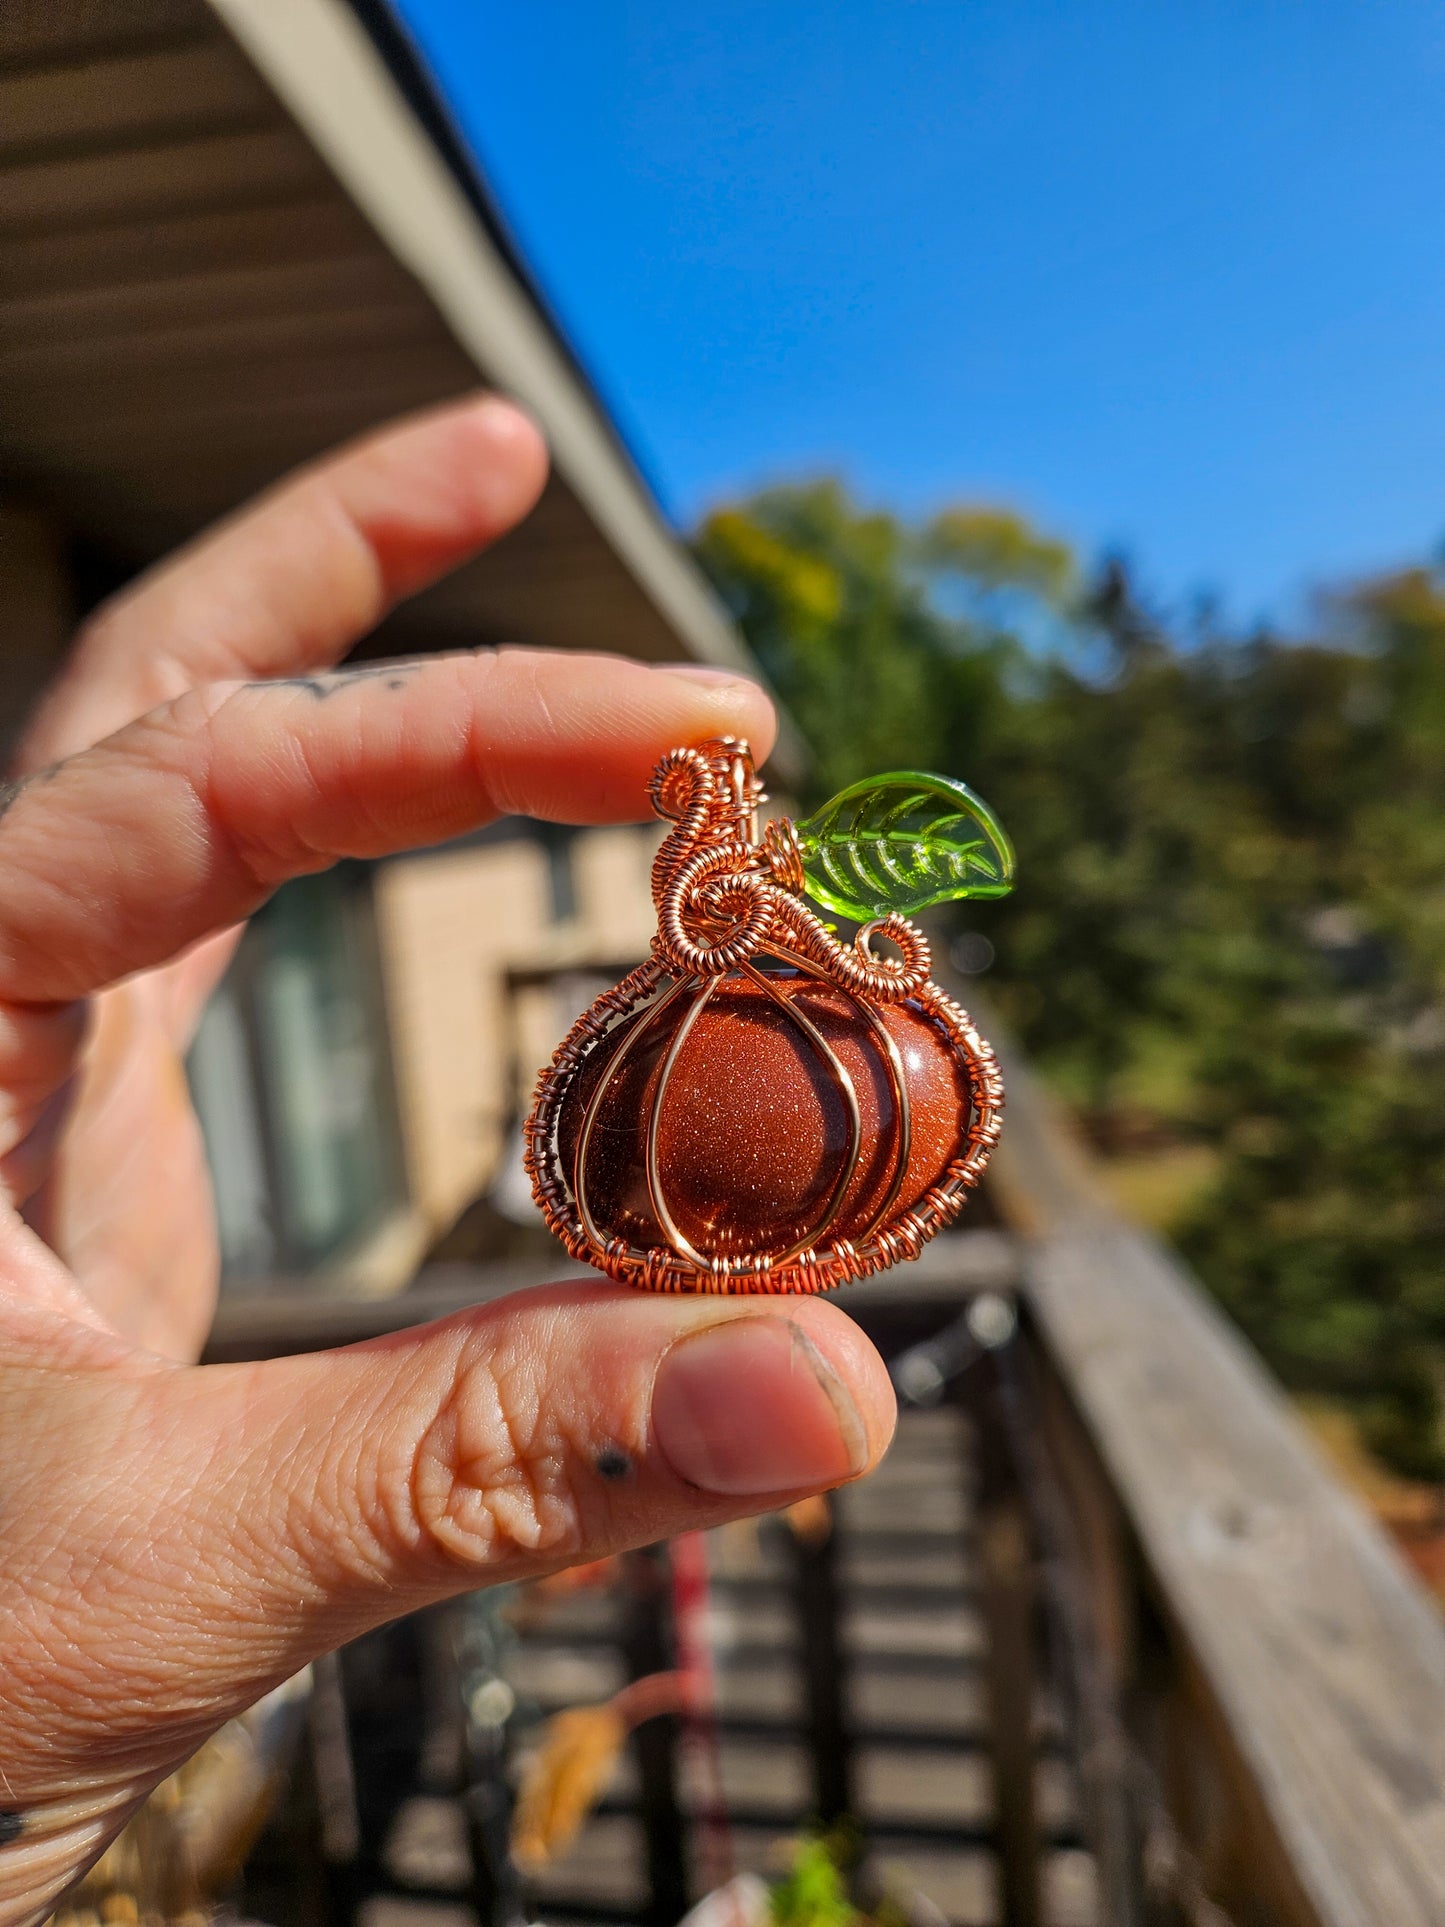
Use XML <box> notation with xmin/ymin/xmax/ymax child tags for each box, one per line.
<box><xmin>0</xmin><ymin>395</ymin><xmax>896</xmax><ymax>1926</ymax></box>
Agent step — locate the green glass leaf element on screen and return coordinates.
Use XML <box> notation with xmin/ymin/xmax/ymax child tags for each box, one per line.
<box><xmin>793</xmin><ymin>771</ymin><xmax>1016</xmax><ymax>921</ymax></box>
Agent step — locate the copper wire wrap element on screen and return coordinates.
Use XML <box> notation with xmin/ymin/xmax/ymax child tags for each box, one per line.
<box><xmin>524</xmin><ymin>737</ymin><xmax>1005</xmax><ymax>1294</ymax></box>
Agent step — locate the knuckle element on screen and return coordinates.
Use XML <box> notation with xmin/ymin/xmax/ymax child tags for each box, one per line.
<box><xmin>114</xmin><ymin>682</ymin><xmax>237</xmax><ymax>776</ymax></box>
<box><xmin>117</xmin><ymin>684</ymin><xmax>287</xmax><ymax>896</ymax></box>
<box><xmin>188</xmin><ymin>683</ymin><xmax>316</xmax><ymax>893</ymax></box>
<box><xmin>398</xmin><ymin>1339</ymin><xmax>593</xmax><ymax>1573</ymax></box>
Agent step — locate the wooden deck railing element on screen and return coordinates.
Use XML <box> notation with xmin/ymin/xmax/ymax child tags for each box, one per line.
<box><xmin>986</xmin><ymin>1028</ymin><xmax>1445</xmax><ymax>1927</ymax></box>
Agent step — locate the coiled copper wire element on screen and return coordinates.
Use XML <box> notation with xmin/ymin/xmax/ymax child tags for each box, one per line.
<box><xmin>524</xmin><ymin>738</ymin><xmax>1004</xmax><ymax>1294</ymax></box>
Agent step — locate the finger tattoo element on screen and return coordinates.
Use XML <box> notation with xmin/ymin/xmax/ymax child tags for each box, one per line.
<box><xmin>263</xmin><ymin>663</ymin><xmax>420</xmax><ymax>701</ymax></box>
<box><xmin>0</xmin><ymin>764</ymin><xmax>64</xmax><ymax>822</ymax></box>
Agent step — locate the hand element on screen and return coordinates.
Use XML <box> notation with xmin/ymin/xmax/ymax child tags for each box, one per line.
<box><xmin>0</xmin><ymin>396</ymin><xmax>896</xmax><ymax>1924</ymax></box>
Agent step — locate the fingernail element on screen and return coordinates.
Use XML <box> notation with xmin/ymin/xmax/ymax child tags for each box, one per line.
<box><xmin>657</xmin><ymin>662</ymin><xmax>756</xmax><ymax>689</ymax></box>
<box><xmin>651</xmin><ymin>1317</ymin><xmax>867</xmax><ymax>1496</ymax></box>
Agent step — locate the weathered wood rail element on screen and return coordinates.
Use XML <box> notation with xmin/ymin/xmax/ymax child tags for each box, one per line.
<box><xmin>987</xmin><ymin>1026</ymin><xmax>1445</xmax><ymax>1927</ymax></box>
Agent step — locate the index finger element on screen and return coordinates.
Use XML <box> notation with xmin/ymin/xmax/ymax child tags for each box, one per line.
<box><xmin>15</xmin><ymin>393</ymin><xmax>549</xmax><ymax>772</ymax></box>
<box><xmin>0</xmin><ymin>651</ymin><xmax>777</xmax><ymax>1007</ymax></box>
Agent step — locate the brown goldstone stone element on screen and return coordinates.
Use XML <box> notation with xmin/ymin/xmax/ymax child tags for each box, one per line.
<box><xmin>556</xmin><ymin>970</ymin><xmax>972</xmax><ymax>1263</ymax></box>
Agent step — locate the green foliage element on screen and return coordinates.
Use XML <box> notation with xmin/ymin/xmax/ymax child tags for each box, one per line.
<box><xmin>696</xmin><ymin>481</ymin><xmax>1010</xmax><ymax>799</ymax></box>
<box><xmin>696</xmin><ymin>484</ymin><xmax>1445</xmax><ymax>1478</ymax></box>
<box><xmin>769</xmin><ymin>1835</ymin><xmax>859</xmax><ymax>1927</ymax></box>
<box><xmin>795</xmin><ymin>772</ymin><xmax>1015</xmax><ymax>920</ymax></box>
<box><xmin>918</xmin><ymin>505</ymin><xmax>1075</xmax><ymax>599</ymax></box>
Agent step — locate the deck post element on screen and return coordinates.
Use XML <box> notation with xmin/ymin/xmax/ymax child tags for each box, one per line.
<box><xmin>788</xmin><ymin>1491</ymin><xmax>856</xmax><ymax>1826</ymax></box>
<box><xmin>621</xmin><ymin>1544</ymin><xmax>692</xmax><ymax>1927</ymax></box>
<box><xmin>971</xmin><ymin>1350</ymin><xmax>1043</xmax><ymax>1927</ymax></box>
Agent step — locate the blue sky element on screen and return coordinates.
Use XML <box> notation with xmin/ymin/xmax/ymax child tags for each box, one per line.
<box><xmin>399</xmin><ymin>0</ymin><xmax>1445</xmax><ymax>630</ymax></box>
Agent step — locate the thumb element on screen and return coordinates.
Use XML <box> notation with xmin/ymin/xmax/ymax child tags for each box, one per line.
<box><xmin>10</xmin><ymin>1285</ymin><xmax>893</xmax><ymax>1840</ymax></box>
<box><xmin>206</xmin><ymin>1284</ymin><xmax>894</xmax><ymax>1636</ymax></box>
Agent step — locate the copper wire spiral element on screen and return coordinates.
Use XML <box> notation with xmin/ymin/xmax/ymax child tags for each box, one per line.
<box><xmin>525</xmin><ymin>737</ymin><xmax>1004</xmax><ymax>1294</ymax></box>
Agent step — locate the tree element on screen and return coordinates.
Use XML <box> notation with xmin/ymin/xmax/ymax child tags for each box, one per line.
<box><xmin>696</xmin><ymin>486</ymin><xmax>1445</xmax><ymax>1476</ymax></box>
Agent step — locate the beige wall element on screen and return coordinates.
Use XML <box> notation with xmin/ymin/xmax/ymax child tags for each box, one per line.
<box><xmin>571</xmin><ymin>826</ymin><xmax>661</xmax><ymax>958</ymax></box>
<box><xmin>372</xmin><ymin>824</ymin><xmax>659</xmax><ymax>1242</ymax></box>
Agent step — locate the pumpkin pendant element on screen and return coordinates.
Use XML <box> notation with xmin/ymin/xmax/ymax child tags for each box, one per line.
<box><xmin>524</xmin><ymin>738</ymin><xmax>1012</xmax><ymax>1294</ymax></box>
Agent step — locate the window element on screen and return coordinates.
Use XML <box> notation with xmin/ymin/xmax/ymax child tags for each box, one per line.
<box><xmin>189</xmin><ymin>865</ymin><xmax>407</xmax><ymax>1284</ymax></box>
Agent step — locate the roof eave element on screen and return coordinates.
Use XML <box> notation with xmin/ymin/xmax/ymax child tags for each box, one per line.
<box><xmin>207</xmin><ymin>0</ymin><xmax>807</xmax><ymax>784</ymax></box>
